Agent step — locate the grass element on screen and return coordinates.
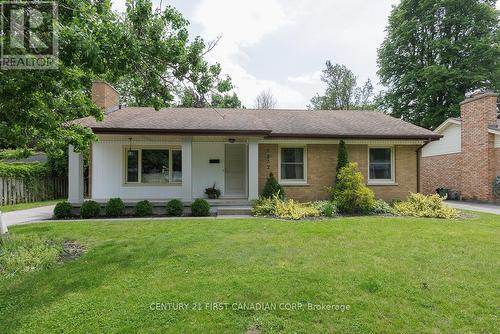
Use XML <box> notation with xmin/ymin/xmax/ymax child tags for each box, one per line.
<box><xmin>0</xmin><ymin>214</ymin><xmax>498</xmax><ymax>333</ymax></box>
<box><xmin>0</xmin><ymin>199</ymin><xmax>61</xmax><ymax>213</ymax></box>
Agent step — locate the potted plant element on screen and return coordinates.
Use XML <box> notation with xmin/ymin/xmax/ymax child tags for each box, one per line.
<box><xmin>205</xmin><ymin>183</ymin><xmax>221</xmax><ymax>199</ymax></box>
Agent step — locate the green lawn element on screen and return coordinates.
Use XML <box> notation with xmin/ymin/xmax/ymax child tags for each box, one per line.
<box><xmin>1</xmin><ymin>214</ymin><xmax>499</xmax><ymax>333</ymax></box>
<box><xmin>0</xmin><ymin>199</ymin><xmax>61</xmax><ymax>213</ymax></box>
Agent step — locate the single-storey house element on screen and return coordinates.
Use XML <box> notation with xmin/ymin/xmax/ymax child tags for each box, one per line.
<box><xmin>67</xmin><ymin>81</ymin><xmax>440</xmax><ymax>207</ymax></box>
<box><xmin>421</xmin><ymin>91</ymin><xmax>500</xmax><ymax>202</ymax></box>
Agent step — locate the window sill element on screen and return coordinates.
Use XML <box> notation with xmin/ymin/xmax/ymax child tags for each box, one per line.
<box><xmin>123</xmin><ymin>183</ymin><xmax>183</xmax><ymax>187</ymax></box>
<box><xmin>367</xmin><ymin>181</ymin><xmax>398</xmax><ymax>186</ymax></box>
<box><xmin>279</xmin><ymin>181</ymin><xmax>309</xmax><ymax>187</ymax></box>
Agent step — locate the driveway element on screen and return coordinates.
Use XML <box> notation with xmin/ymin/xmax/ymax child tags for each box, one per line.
<box><xmin>445</xmin><ymin>201</ymin><xmax>500</xmax><ymax>215</ymax></box>
<box><xmin>1</xmin><ymin>205</ymin><xmax>55</xmax><ymax>226</ymax></box>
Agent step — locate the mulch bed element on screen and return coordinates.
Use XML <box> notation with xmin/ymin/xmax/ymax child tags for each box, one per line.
<box><xmin>59</xmin><ymin>240</ymin><xmax>86</xmax><ymax>262</ymax></box>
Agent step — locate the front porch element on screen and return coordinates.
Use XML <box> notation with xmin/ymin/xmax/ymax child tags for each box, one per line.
<box><xmin>67</xmin><ymin>135</ymin><xmax>260</xmax><ymax>205</ymax></box>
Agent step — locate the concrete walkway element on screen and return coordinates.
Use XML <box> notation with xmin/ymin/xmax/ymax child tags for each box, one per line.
<box><xmin>445</xmin><ymin>201</ymin><xmax>500</xmax><ymax>215</ymax></box>
<box><xmin>1</xmin><ymin>205</ymin><xmax>55</xmax><ymax>226</ymax></box>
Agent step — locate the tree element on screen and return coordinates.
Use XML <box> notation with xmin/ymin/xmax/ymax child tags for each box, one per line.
<box><xmin>0</xmin><ymin>0</ymin><xmax>240</xmax><ymax>168</ymax></box>
<box><xmin>377</xmin><ymin>0</ymin><xmax>500</xmax><ymax>129</ymax></box>
<box><xmin>335</xmin><ymin>140</ymin><xmax>349</xmax><ymax>181</ymax></box>
<box><xmin>254</xmin><ymin>89</ymin><xmax>277</xmax><ymax>109</ymax></box>
<box><xmin>309</xmin><ymin>61</ymin><xmax>375</xmax><ymax>110</ymax></box>
<box><xmin>261</xmin><ymin>173</ymin><xmax>284</xmax><ymax>199</ymax></box>
<box><xmin>331</xmin><ymin>162</ymin><xmax>376</xmax><ymax>214</ymax></box>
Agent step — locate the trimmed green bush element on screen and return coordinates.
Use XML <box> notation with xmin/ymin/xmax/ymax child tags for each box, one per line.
<box><xmin>261</xmin><ymin>173</ymin><xmax>284</xmax><ymax>199</ymax></box>
<box><xmin>135</xmin><ymin>200</ymin><xmax>153</xmax><ymax>217</ymax></box>
<box><xmin>53</xmin><ymin>201</ymin><xmax>73</xmax><ymax>219</ymax></box>
<box><xmin>105</xmin><ymin>198</ymin><xmax>125</xmax><ymax>217</ymax></box>
<box><xmin>393</xmin><ymin>193</ymin><xmax>459</xmax><ymax>219</ymax></box>
<box><xmin>80</xmin><ymin>200</ymin><xmax>101</xmax><ymax>218</ymax></box>
<box><xmin>166</xmin><ymin>199</ymin><xmax>184</xmax><ymax>217</ymax></box>
<box><xmin>331</xmin><ymin>162</ymin><xmax>376</xmax><ymax>214</ymax></box>
<box><xmin>191</xmin><ymin>199</ymin><xmax>210</xmax><ymax>217</ymax></box>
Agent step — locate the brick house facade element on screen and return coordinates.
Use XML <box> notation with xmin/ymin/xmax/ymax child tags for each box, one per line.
<box><xmin>69</xmin><ymin>81</ymin><xmax>441</xmax><ymax>205</ymax></box>
<box><xmin>421</xmin><ymin>92</ymin><xmax>500</xmax><ymax>202</ymax></box>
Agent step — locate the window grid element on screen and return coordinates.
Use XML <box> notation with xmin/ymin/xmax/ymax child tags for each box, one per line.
<box><xmin>368</xmin><ymin>147</ymin><xmax>394</xmax><ymax>183</ymax></box>
<box><xmin>279</xmin><ymin>147</ymin><xmax>307</xmax><ymax>182</ymax></box>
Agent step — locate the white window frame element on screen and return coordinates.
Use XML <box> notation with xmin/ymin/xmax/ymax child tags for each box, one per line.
<box><xmin>367</xmin><ymin>146</ymin><xmax>396</xmax><ymax>185</ymax></box>
<box><xmin>278</xmin><ymin>145</ymin><xmax>308</xmax><ymax>185</ymax></box>
<box><xmin>123</xmin><ymin>146</ymin><xmax>182</xmax><ymax>186</ymax></box>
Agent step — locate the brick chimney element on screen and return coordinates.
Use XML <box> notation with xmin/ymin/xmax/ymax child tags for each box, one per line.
<box><xmin>460</xmin><ymin>91</ymin><xmax>498</xmax><ymax>200</ymax></box>
<box><xmin>91</xmin><ymin>81</ymin><xmax>120</xmax><ymax>114</ymax></box>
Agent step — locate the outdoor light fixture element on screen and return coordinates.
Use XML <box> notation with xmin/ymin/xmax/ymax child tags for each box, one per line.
<box><xmin>228</xmin><ymin>138</ymin><xmax>236</xmax><ymax>143</ymax></box>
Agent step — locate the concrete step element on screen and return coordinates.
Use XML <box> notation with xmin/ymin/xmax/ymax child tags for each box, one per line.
<box><xmin>207</xmin><ymin>199</ymin><xmax>252</xmax><ymax>207</ymax></box>
<box><xmin>217</xmin><ymin>206</ymin><xmax>253</xmax><ymax>216</ymax></box>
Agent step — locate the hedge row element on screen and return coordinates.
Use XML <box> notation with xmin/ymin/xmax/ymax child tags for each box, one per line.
<box><xmin>54</xmin><ymin>198</ymin><xmax>211</xmax><ymax>219</ymax></box>
<box><xmin>0</xmin><ymin>162</ymin><xmax>51</xmax><ymax>178</ymax></box>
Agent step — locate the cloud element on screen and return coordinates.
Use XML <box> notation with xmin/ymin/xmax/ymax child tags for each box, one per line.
<box><xmin>191</xmin><ymin>0</ymin><xmax>308</xmax><ymax>108</ymax></box>
<box><xmin>288</xmin><ymin>71</ymin><xmax>323</xmax><ymax>85</ymax></box>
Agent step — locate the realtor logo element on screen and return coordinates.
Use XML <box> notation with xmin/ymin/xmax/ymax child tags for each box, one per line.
<box><xmin>0</xmin><ymin>1</ymin><xmax>58</xmax><ymax>69</ymax></box>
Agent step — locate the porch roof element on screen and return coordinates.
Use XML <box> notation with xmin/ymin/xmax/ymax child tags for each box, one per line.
<box><xmin>71</xmin><ymin>107</ymin><xmax>441</xmax><ymax>140</ymax></box>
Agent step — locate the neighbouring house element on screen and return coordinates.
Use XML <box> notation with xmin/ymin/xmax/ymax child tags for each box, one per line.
<box><xmin>421</xmin><ymin>91</ymin><xmax>500</xmax><ymax>202</ymax></box>
<box><xmin>67</xmin><ymin>81</ymin><xmax>440</xmax><ymax>206</ymax></box>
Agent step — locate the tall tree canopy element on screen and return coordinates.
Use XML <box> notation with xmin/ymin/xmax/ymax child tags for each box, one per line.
<box><xmin>377</xmin><ymin>0</ymin><xmax>500</xmax><ymax>129</ymax></box>
<box><xmin>254</xmin><ymin>89</ymin><xmax>278</xmax><ymax>109</ymax></box>
<box><xmin>309</xmin><ymin>61</ymin><xmax>374</xmax><ymax>110</ymax></box>
<box><xmin>0</xmin><ymin>0</ymin><xmax>239</xmax><ymax>159</ymax></box>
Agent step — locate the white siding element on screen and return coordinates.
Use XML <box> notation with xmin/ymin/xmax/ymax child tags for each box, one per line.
<box><xmin>91</xmin><ymin>142</ymin><xmax>184</xmax><ymax>200</ymax></box>
<box><xmin>192</xmin><ymin>142</ymin><xmax>226</xmax><ymax>199</ymax></box>
<box><xmin>422</xmin><ymin>124</ymin><xmax>462</xmax><ymax>157</ymax></box>
<box><xmin>495</xmin><ymin>134</ymin><xmax>500</xmax><ymax>148</ymax></box>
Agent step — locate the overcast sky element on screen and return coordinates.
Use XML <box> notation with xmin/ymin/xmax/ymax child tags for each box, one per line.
<box><xmin>113</xmin><ymin>0</ymin><xmax>500</xmax><ymax>109</ymax></box>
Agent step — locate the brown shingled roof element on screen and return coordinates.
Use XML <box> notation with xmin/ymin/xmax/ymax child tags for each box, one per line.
<box><xmin>71</xmin><ymin>107</ymin><xmax>441</xmax><ymax>140</ymax></box>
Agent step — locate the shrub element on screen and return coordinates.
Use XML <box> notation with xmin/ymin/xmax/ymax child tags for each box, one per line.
<box><xmin>135</xmin><ymin>200</ymin><xmax>153</xmax><ymax>217</ymax></box>
<box><xmin>393</xmin><ymin>193</ymin><xmax>459</xmax><ymax>219</ymax></box>
<box><xmin>313</xmin><ymin>201</ymin><xmax>337</xmax><ymax>217</ymax></box>
<box><xmin>166</xmin><ymin>199</ymin><xmax>184</xmax><ymax>216</ymax></box>
<box><xmin>253</xmin><ymin>195</ymin><xmax>320</xmax><ymax>220</ymax></box>
<box><xmin>274</xmin><ymin>198</ymin><xmax>320</xmax><ymax>220</ymax></box>
<box><xmin>191</xmin><ymin>199</ymin><xmax>210</xmax><ymax>217</ymax></box>
<box><xmin>261</xmin><ymin>173</ymin><xmax>284</xmax><ymax>199</ymax></box>
<box><xmin>336</xmin><ymin>140</ymin><xmax>349</xmax><ymax>180</ymax></box>
<box><xmin>252</xmin><ymin>197</ymin><xmax>275</xmax><ymax>216</ymax></box>
<box><xmin>0</xmin><ymin>234</ymin><xmax>61</xmax><ymax>278</ymax></box>
<box><xmin>331</xmin><ymin>162</ymin><xmax>376</xmax><ymax>214</ymax></box>
<box><xmin>53</xmin><ymin>201</ymin><xmax>72</xmax><ymax>219</ymax></box>
<box><xmin>370</xmin><ymin>199</ymin><xmax>392</xmax><ymax>214</ymax></box>
<box><xmin>105</xmin><ymin>198</ymin><xmax>125</xmax><ymax>217</ymax></box>
<box><xmin>80</xmin><ymin>200</ymin><xmax>101</xmax><ymax>218</ymax></box>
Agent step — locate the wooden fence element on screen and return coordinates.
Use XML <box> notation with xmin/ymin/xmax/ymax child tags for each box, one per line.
<box><xmin>0</xmin><ymin>176</ymin><xmax>67</xmax><ymax>206</ymax></box>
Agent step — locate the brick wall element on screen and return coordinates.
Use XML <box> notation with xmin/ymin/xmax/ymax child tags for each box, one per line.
<box><xmin>420</xmin><ymin>92</ymin><xmax>499</xmax><ymax>202</ymax></box>
<box><xmin>420</xmin><ymin>153</ymin><xmax>462</xmax><ymax>195</ymax></box>
<box><xmin>258</xmin><ymin>143</ymin><xmax>419</xmax><ymax>202</ymax></box>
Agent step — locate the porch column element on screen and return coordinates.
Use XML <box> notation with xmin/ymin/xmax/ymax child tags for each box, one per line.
<box><xmin>68</xmin><ymin>145</ymin><xmax>84</xmax><ymax>204</ymax></box>
<box><xmin>182</xmin><ymin>137</ymin><xmax>193</xmax><ymax>201</ymax></box>
<box><xmin>248</xmin><ymin>140</ymin><xmax>259</xmax><ymax>200</ymax></box>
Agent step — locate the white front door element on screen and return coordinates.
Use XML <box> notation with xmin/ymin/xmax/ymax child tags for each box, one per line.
<box><xmin>225</xmin><ymin>144</ymin><xmax>247</xmax><ymax>197</ymax></box>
